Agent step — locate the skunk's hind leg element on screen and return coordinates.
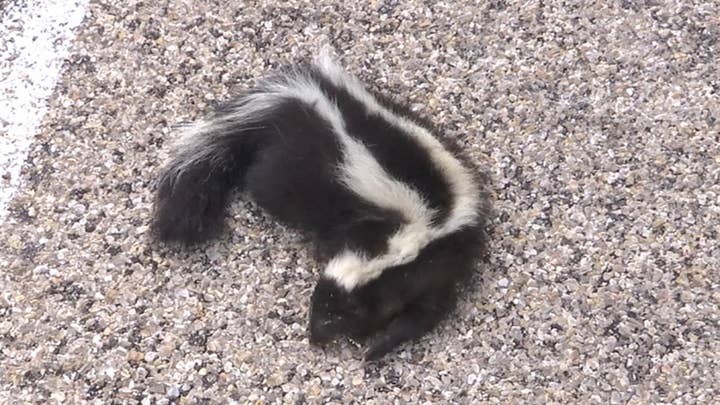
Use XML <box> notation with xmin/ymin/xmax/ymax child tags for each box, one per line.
<box><xmin>364</xmin><ymin>284</ymin><xmax>456</xmax><ymax>361</ymax></box>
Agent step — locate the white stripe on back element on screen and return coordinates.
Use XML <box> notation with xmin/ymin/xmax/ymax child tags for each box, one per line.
<box><xmin>313</xmin><ymin>53</ymin><xmax>481</xmax><ymax>289</ymax></box>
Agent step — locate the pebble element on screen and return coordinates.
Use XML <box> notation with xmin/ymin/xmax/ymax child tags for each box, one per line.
<box><xmin>167</xmin><ymin>386</ymin><xmax>180</xmax><ymax>399</ymax></box>
<box><xmin>266</xmin><ymin>372</ymin><xmax>286</xmax><ymax>387</ymax></box>
<box><xmin>144</xmin><ymin>351</ymin><xmax>158</xmax><ymax>362</ymax></box>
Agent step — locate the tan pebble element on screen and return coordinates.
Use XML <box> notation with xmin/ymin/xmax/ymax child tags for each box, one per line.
<box><xmin>308</xmin><ymin>384</ymin><xmax>322</xmax><ymax>397</ymax></box>
<box><xmin>158</xmin><ymin>340</ymin><xmax>176</xmax><ymax>357</ymax></box>
<box><xmin>127</xmin><ymin>350</ymin><xmax>144</xmax><ymax>362</ymax></box>
<box><xmin>265</xmin><ymin>372</ymin><xmax>285</xmax><ymax>387</ymax></box>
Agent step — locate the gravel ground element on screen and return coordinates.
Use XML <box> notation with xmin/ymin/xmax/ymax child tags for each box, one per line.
<box><xmin>1</xmin><ymin>0</ymin><xmax>719</xmax><ymax>403</ymax></box>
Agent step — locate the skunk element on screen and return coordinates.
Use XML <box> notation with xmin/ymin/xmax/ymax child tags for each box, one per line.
<box><xmin>152</xmin><ymin>53</ymin><xmax>490</xmax><ymax>360</ymax></box>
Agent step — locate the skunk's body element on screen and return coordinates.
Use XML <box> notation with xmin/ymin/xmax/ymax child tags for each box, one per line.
<box><xmin>153</xmin><ymin>54</ymin><xmax>490</xmax><ymax>360</ymax></box>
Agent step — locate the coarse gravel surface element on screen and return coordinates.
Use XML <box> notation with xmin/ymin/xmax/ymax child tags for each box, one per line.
<box><xmin>1</xmin><ymin>0</ymin><xmax>719</xmax><ymax>403</ymax></box>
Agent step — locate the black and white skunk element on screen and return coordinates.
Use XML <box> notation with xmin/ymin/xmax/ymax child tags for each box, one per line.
<box><xmin>152</xmin><ymin>52</ymin><xmax>490</xmax><ymax>360</ymax></box>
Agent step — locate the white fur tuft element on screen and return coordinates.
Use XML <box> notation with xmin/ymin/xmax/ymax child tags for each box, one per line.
<box><xmin>160</xmin><ymin>92</ymin><xmax>280</xmax><ymax>191</ymax></box>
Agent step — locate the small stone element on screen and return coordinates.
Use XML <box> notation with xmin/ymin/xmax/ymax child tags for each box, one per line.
<box><xmin>206</xmin><ymin>338</ymin><xmax>221</xmax><ymax>352</ymax></box>
<box><xmin>167</xmin><ymin>386</ymin><xmax>180</xmax><ymax>399</ymax></box>
<box><xmin>128</xmin><ymin>350</ymin><xmax>144</xmax><ymax>362</ymax></box>
<box><xmin>150</xmin><ymin>383</ymin><xmax>166</xmax><ymax>394</ymax></box>
<box><xmin>158</xmin><ymin>340</ymin><xmax>175</xmax><ymax>357</ymax></box>
<box><xmin>467</xmin><ymin>373</ymin><xmax>477</xmax><ymax>385</ymax></box>
<box><xmin>266</xmin><ymin>372</ymin><xmax>285</xmax><ymax>387</ymax></box>
<box><xmin>136</xmin><ymin>367</ymin><xmax>148</xmax><ymax>379</ymax></box>
<box><xmin>71</xmin><ymin>202</ymin><xmax>86</xmax><ymax>215</ymax></box>
<box><xmin>497</xmin><ymin>278</ymin><xmax>509</xmax><ymax>288</ymax></box>
<box><xmin>308</xmin><ymin>384</ymin><xmax>322</xmax><ymax>397</ymax></box>
<box><xmin>679</xmin><ymin>291</ymin><xmax>695</xmax><ymax>303</ymax></box>
<box><xmin>144</xmin><ymin>351</ymin><xmax>158</xmax><ymax>362</ymax></box>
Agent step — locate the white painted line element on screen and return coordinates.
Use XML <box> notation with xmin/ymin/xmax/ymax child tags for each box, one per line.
<box><xmin>0</xmin><ymin>0</ymin><xmax>90</xmax><ymax>218</ymax></box>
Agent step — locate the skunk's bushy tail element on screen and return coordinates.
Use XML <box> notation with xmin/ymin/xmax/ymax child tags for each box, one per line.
<box><xmin>152</xmin><ymin>95</ymin><xmax>274</xmax><ymax>244</ymax></box>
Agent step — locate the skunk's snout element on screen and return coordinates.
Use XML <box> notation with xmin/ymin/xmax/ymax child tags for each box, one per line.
<box><xmin>309</xmin><ymin>315</ymin><xmax>338</xmax><ymax>346</ymax></box>
<box><xmin>309</xmin><ymin>277</ymin><xmax>344</xmax><ymax>346</ymax></box>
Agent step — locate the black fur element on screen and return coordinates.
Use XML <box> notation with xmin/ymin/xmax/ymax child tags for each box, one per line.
<box><xmin>151</xmin><ymin>60</ymin><xmax>491</xmax><ymax>361</ymax></box>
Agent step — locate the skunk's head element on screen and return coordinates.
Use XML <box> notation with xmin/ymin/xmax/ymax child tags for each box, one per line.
<box><xmin>308</xmin><ymin>277</ymin><xmax>378</xmax><ymax>345</ymax></box>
